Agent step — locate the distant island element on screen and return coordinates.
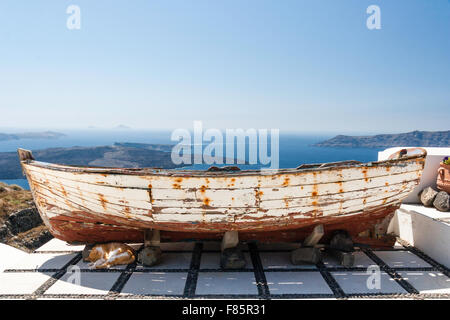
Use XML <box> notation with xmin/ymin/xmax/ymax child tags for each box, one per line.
<box><xmin>314</xmin><ymin>130</ymin><xmax>450</xmax><ymax>148</ymax></box>
<box><xmin>115</xmin><ymin>124</ymin><xmax>131</xmax><ymax>130</ymax></box>
<box><xmin>0</xmin><ymin>131</ymin><xmax>65</xmax><ymax>141</ymax></box>
<box><xmin>0</xmin><ymin>143</ymin><xmax>181</xmax><ymax>179</ymax></box>
<box><xmin>0</xmin><ymin>142</ymin><xmax>245</xmax><ymax>179</ymax></box>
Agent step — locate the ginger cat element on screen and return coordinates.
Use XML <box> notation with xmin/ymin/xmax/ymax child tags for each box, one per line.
<box><xmin>87</xmin><ymin>242</ymin><xmax>136</xmax><ymax>269</ymax></box>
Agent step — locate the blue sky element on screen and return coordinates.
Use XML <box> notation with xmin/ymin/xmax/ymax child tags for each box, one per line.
<box><xmin>0</xmin><ymin>0</ymin><xmax>449</xmax><ymax>133</ymax></box>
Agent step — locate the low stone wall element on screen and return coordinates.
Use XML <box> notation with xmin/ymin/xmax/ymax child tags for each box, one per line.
<box><xmin>2</xmin><ymin>208</ymin><xmax>42</xmax><ymax>236</ymax></box>
<box><xmin>0</xmin><ymin>207</ymin><xmax>52</xmax><ymax>251</ymax></box>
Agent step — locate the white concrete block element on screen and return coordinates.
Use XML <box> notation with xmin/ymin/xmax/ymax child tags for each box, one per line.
<box><xmin>221</xmin><ymin>231</ymin><xmax>239</xmax><ymax>251</ymax></box>
<box><xmin>389</xmin><ymin>204</ymin><xmax>450</xmax><ymax>268</ymax></box>
<box><xmin>303</xmin><ymin>224</ymin><xmax>324</xmax><ymax>247</ymax></box>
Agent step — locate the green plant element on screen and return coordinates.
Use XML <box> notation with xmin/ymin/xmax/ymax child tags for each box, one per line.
<box><xmin>443</xmin><ymin>156</ymin><xmax>450</xmax><ymax>165</ymax></box>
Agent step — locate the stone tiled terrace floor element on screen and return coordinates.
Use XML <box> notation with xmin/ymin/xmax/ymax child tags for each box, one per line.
<box><xmin>0</xmin><ymin>238</ymin><xmax>449</xmax><ymax>300</ymax></box>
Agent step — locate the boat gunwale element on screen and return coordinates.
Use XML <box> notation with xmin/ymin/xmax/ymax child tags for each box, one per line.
<box><xmin>19</xmin><ymin>148</ymin><xmax>426</xmax><ymax>178</ymax></box>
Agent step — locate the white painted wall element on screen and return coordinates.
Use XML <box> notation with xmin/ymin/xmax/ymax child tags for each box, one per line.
<box><xmin>378</xmin><ymin>147</ymin><xmax>450</xmax><ymax>204</ymax></box>
<box><xmin>388</xmin><ymin>204</ymin><xmax>450</xmax><ymax>268</ymax></box>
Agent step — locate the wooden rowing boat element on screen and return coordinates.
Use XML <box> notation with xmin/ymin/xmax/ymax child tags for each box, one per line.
<box><xmin>18</xmin><ymin>148</ymin><xmax>426</xmax><ymax>245</ymax></box>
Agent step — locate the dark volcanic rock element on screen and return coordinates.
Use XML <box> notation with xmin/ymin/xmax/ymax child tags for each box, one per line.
<box><xmin>220</xmin><ymin>247</ymin><xmax>247</xmax><ymax>269</ymax></box>
<box><xmin>420</xmin><ymin>187</ymin><xmax>439</xmax><ymax>207</ymax></box>
<box><xmin>0</xmin><ymin>185</ymin><xmax>52</xmax><ymax>252</ymax></box>
<box><xmin>433</xmin><ymin>191</ymin><xmax>450</xmax><ymax>212</ymax></box>
<box><xmin>138</xmin><ymin>246</ymin><xmax>162</xmax><ymax>267</ymax></box>
<box><xmin>10</xmin><ymin>229</ymin><xmax>53</xmax><ymax>251</ymax></box>
<box><xmin>5</xmin><ymin>208</ymin><xmax>43</xmax><ymax>235</ymax></box>
<box><xmin>1</xmin><ymin>206</ymin><xmax>52</xmax><ymax>252</ymax></box>
<box><xmin>0</xmin><ymin>225</ymin><xmax>10</xmax><ymax>240</ymax></box>
<box><xmin>330</xmin><ymin>231</ymin><xmax>354</xmax><ymax>252</ymax></box>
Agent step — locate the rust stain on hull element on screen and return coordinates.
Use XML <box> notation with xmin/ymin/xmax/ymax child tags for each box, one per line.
<box><xmin>48</xmin><ymin>204</ymin><xmax>399</xmax><ymax>244</ymax></box>
<box><xmin>17</xmin><ymin>147</ymin><xmax>427</xmax><ymax>244</ymax></box>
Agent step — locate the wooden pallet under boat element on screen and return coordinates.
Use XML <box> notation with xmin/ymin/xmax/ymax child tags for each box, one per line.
<box><xmin>17</xmin><ymin>148</ymin><xmax>426</xmax><ymax>245</ymax></box>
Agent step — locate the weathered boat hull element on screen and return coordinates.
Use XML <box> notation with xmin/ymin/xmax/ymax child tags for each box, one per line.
<box><xmin>18</xmin><ymin>148</ymin><xmax>426</xmax><ymax>244</ymax></box>
<box><xmin>45</xmin><ymin>204</ymin><xmax>399</xmax><ymax>244</ymax></box>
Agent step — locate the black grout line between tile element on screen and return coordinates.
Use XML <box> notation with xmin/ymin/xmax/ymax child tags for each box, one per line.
<box><xmin>183</xmin><ymin>242</ymin><xmax>203</xmax><ymax>298</ymax></box>
<box><xmin>106</xmin><ymin>244</ymin><xmax>143</xmax><ymax>298</ymax></box>
<box><xmin>316</xmin><ymin>261</ymin><xmax>346</xmax><ymax>299</ymax></box>
<box><xmin>32</xmin><ymin>250</ymin><xmax>82</xmax><ymax>254</ymax></box>
<box><xmin>248</xmin><ymin>242</ymin><xmax>270</xmax><ymax>299</ymax></box>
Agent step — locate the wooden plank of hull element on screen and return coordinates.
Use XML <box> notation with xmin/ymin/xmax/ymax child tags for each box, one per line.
<box><xmin>25</xmin><ymin>161</ymin><xmax>420</xmax><ymax>205</ymax></box>
<box><xmin>25</xmin><ymin>170</ymin><xmax>420</xmax><ymax>219</ymax></box>
<box><xmin>30</xmin><ymin>169</ymin><xmax>414</xmax><ymax>225</ymax></box>
<box><xmin>27</xmin><ymin>165</ymin><xmax>419</xmax><ymax>207</ymax></box>
<box><xmin>33</xmin><ymin>181</ymin><xmax>410</xmax><ymax>233</ymax></box>
<box><xmin>21</xmin><ymin>151</ymin><xmax>425</xmax><ymax>243</ymax></box>
<box><xmin>28</xmin><ymin>168</ymin><xmax>418</xmax><ymax>215</ymax></box>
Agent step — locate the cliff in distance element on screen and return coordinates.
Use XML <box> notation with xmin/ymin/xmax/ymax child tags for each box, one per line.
<box><xmin>314</xmin><ymin>130</ymin><xmax>450</xmax><ymax>148</ymax></box>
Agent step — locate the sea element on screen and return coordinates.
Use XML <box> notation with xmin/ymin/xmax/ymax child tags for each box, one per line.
<box><xmin>0</xmin><ymin>129</ymin><xmax>384</xmax><ymax>190</ymax></box>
